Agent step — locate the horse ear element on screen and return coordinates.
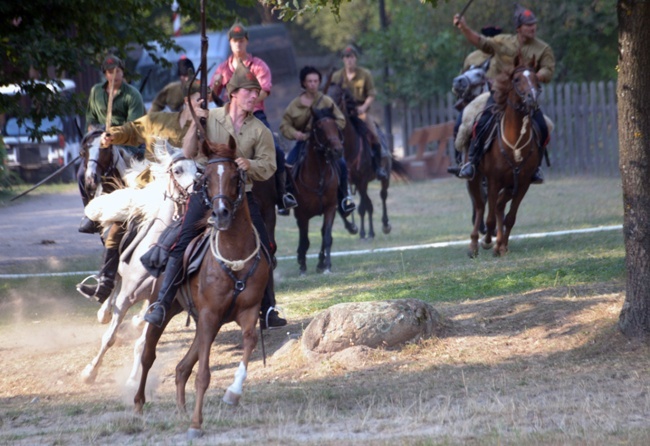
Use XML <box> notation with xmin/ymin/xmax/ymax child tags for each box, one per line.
<box><xmin>480</xmin><ymin>57</ymin><xmax>491</xmax><ymax>72</ymax></box>
<box><xmin>152</xmin><ymin>136</ymin><xmax>170</xmax><ymax>163</ymax></box>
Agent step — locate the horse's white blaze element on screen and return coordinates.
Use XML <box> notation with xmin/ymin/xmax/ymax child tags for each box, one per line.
<box><xmin>226</xmin><ymin>361</ymin><xmax>247</xmax><ymax>396</ymax></box>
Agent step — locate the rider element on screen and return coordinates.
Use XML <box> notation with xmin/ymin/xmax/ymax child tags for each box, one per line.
<box><xmin>78</xmin><ymin>54</ymin><xmax>145</xmax><ymax>234</ymax></box>
<box><xmin>453</xmin><ymin>4</ymin><xmax>555</xmax><ymax>183</ymax></box>
<box><xmin>331</xmin><ymin>45</ymin><xmax>389</xmax><ymax>181</ymax></box>
<box><xmin>209</xmin><ymin>23</ymin><xmax>297</xmax><ymax>215</ymax></box>
<box><xmin>77</xmin><ymin>81</ymin><xmax>202</xmax><ymax>303</ymax></box>
<box><xmin>280</xmin><ymin>66</ymin><xmax>356</xmax><ymax>217</ymax></box>
<box><xmin>144</xmin><ymin>61</ymin><xmax>287</xmax><ymax>330</ymax></box>
<box><xmin>149</xmin><ymin>57</ymin><xmax>196</xmax><ymax>113</ymax></box>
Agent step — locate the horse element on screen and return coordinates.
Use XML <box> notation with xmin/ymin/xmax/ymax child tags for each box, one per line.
<box><xmin>466</xmin><ymin>56</ymin><xmax>542</xmax><ymax>258</ymax></box>
<box><xmin>327</xmin><ymin>84</ymin><xmax>407</xmax><ymax>240</ymax></box>
<box><xmin>290</xmin><ymin>106</ymin><xmax>345</xmax><ymax>274</ymax></box>
<box><xmin>81</xmin><ymin>129</ymin><xmax>132</xmax><ymax>201</ymax></box>
<box><xmin>79</xmin><ymin>140</ymin><xmax>198</xmax><ymax>384</ymax></box>
<box><xmin>133</xmin><ymin>137</ymin><xmax>270</xmax><ymax>440</ymax></box>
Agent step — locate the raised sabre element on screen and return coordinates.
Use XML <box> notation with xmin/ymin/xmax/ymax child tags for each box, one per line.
<box><xmin>458</xmin><ymin>0</ymin><xmax>475</xmax><ymax>19</ymax></box>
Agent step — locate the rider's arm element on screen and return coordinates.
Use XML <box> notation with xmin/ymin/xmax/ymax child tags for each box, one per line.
<box><xmin>279</xmin><ymin>98</ymin><xmax>307</xmax><ymax>141</ymax></box>
<box><xmin>246</xmin><ymin>125</ymin><xmax>276</xmax><ymax>183</ymax></box>
<box><xmin>536</xmin><ymin>45</ymin><xmax>556</xmax><ymax>83</ymax></box>
<box><xmin>454</xmin><ymin>14</ymin><xmax>481</xmax><ymax>48</ymax></box>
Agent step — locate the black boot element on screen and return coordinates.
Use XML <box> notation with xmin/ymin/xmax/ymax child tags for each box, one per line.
<box><xmin>144</xmin><ymin>256</ymin><xmax>184</xmax><ymax>328</ymax></box>
<box><xmin>77</xmin><ymin>247</ymin><xmax>119</xmax><ymax>303</ymax></box>
<box><xmin>277</xmin><ymin>171</ymin><xmax>297</xmax><ymax>215</ymax></box>
<box><xmin>337</xmin><ymin>175</ymin><xmax>356</xmax><ymax>218</ymax></box>
<box><xmin>372</xmin><ymin>143</ymin><xmax>389</xmax><ymax>180</ymax></box>
<box><xmin>531</xmin><ymin>166</ymin><xmax>544</xmax><ymax>184</ymax></box>
<box><xmin>458</xmin><ymin>139</ymin><xmax>480</xmax><ymax>180</ymax></box>
<box><xmin>260</xmin><ymin>284</ymin><xmax>287</xmax><ymax>330</ymax></box>
<box><xmin>79</xmin><ymin>216</ymin><xmax>101</xmax><ymax>234</ymax></box>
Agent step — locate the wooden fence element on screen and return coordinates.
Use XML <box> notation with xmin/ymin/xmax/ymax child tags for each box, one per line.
<box><xmin>399</xmin><ymin>80</ymin><xmax>619</xmax><ymax>177</ymax></box>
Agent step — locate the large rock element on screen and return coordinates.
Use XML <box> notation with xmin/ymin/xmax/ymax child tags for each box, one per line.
<box><xmin>301</xmin><ymin>299</ymin><xmax>445</xmax><ymax>356</ymax></box>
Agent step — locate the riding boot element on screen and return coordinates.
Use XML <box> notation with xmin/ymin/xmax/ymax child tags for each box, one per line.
<box><xmin>260</xmin><ymin>286</ymin><xmax>287</xmax><ymax>330</ymax></box>
<box><xmin>458</xmin><ymin>140</ymin><xmax>480</xmax><ymax>180</ymax></box>
<box><xmin>143</xmin><ymin>256</ymin><xmax>184</xmax><ymax>328</ymax></box>
<box><xmin>277</xmin><ymin>171</ymin><xmax>297</xmax><ymax>216</ymax></box>
<box><xmin>372</xmin><ymin>143</ymin><xmax>389</xmax><ymax>180</ymax></box>
<box><xmin>79</xmin><ymin>248</ymin><xmax>119</xmax><ymax>303</ymax></box>
<box><xmin>337</xmin><ymin>184</ymin><xmax>356</xmax><ymax>217</ymax></box>
<box><xmin>79</xmin><ymin>216</ymin><xmax>101</xmax><ymax>234</ymax></box>
<box><xmin>531</xmin><ymin>165</ymin><xmax>545</xmax><ymax>184</ymax></box>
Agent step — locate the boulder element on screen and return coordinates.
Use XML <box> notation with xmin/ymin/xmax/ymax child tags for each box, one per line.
<box><xmin>301</xmin><ymin>299</ymin><xmax>445</xmax><ymax>356</ymax></box>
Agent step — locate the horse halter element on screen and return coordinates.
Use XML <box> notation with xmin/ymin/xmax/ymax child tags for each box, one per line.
<box><xmin>310</xmin><ymin>115</ymin><xmax>343</xmax><ymax>161</ymax></box>
<box><xmin>201</xmin><ymin>157</ymin><xmax>247</xmax><ymax>216</ymax></box>
<box><xmin>509</xmin><ymin>66</ymin><xmax>541</xmax><ymax>115</ymax></box>
<box><xmin>165</xmin><ymin>155</ymin><xmax>196</xmax><ymax>218</ymax></box>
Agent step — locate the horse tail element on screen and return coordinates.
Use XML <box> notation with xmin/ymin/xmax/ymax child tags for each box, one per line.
<box><xmin>389</xmin><ymin>156</ymin><xmax>410</xmax><ymax>182</ymax></box>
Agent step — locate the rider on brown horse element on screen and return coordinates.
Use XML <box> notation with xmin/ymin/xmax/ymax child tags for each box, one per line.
<box><xmin>280</xmin><ymin>66</ymin><xmax>356</xmax><ymax>217</ymax></box>
<box><xmin>143</xmin><ymin>61</ymin><xmax>286</xmax><ymax>329</ymax></box>
<box><xmin>453</xmin><ymin>4</ymin><xmax>555</xmax><ymax>183</ymax></box>
<box><xmin>331</xmin><ymin>45</ymin><xmax>389</xmax><ymax>181</ymax></box>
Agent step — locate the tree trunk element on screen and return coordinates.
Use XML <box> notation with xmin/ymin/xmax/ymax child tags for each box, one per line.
<box><xmin>617</xmin><ymin>0</ymin><xmax>650</xmax><ymax>337</ymax></box>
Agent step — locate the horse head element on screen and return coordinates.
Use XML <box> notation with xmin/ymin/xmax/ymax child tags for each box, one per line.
<box><xmin>202</xmin><ymin>135</ymin><xmax>246</xmax><ymax>231</ymax></box>
<box><xmin>310</xmin><ymin>106</ymin><xmax>343</xmax><ymax>161</ymax></box>
<box><xmin>509</xmin><ymin>55</ymin><xmax>541</xmax><ymax>115</ymax></box>
<box><xmin>83</xmin><ymin>129</ymin><xmax>126</xmax><ymax>198</ymax></box>
<box><xmin>149</xmin><ymin>139</ymin><xmax>200</xmax><ymax>204</ymax></box>
<box><xmin>452</xmin><ymin>58</ymin><xmax>490</xmax><ymax>102</ymax></box>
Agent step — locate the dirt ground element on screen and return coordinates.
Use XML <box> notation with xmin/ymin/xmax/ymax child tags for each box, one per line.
<box><xmin>2</xmin><ymin>193</ymin><xmax>650</xmax><ymax>445</ymax></box>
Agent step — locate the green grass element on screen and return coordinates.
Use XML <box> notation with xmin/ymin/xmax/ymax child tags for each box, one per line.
<box><xmin>0</xmin><ymin>176</ymin><xmax>625</xmax><ymax>322</ymax></box>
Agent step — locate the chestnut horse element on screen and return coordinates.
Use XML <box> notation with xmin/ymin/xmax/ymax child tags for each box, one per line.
<box><xmin>133</xmin><ymin>138</ymin><xmax>270</xmax><ymax>440</ymax></box>
<box><xmin>327</xmin><ymin>84</ymin><xmax>407</xmax><ymax>239</ymax></box>
<box><xmin>290</xmin><ymin>106</ymin><xmax>345</xmax><ymax>274</ymax></box>
<box><xmin>467</xmin><ymin>56</ymin><xmax>542</xmax><ymax>257</ymax></box>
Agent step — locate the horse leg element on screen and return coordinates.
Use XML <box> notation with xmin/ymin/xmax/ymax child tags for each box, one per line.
<box><xmin>96</xmin><ymin>291</ymin><xmax>114</xmax><ymax>324</ymax></box>
<box><xmin>81</xmin><ymin>295</ymin><xmax>129</xmax><ymax>383</ymax></box>
<box><xmin>482</xmin><ymin>177</ymin><xmax>499</xmax><ymax>251</ymax></box>
<box><xmin>296</xmin><ymin>216</ymin><xmax>310</xmax><ymax>275</ymax></box>
<box><xmin>498</xmin><ymin>185</ymin><xmax>531</xmax><ymax>256</ymax></box>
<box><xmin>126</xmin><ymin>321</ymin><xmax>148</xmax><ymax>387</ymax></box>
<box><xmin>176</xmin><ymin>329</ymin><xmax>200</xmax><ymax>413</ymax></box>
<box><xmin>223</xmin><ymin>308</ymin><xmax>259</xmax><ymax>406</ymax></box>
<box><xmin>133</xmin><ymin>322</ymin><xmax>166</xmax><ymax>415</ymax></box>
<box><xmin>317</xmin><ymin>209</ymin><xmax>336</xmax><ymax>273</ymax></box>
<box><xmin>188</xmin><ymin>313</ymin><xmax>222</xmax><ymax>439</ymax></box>
<box><xmin>380</xmin><ymin>179</ymin><xmax>391</xmax><ymax>235</ymax></box>
<box><xmin>357</xmin><ymin>184</ymin><xmax>371</xmax><ymax>240</ymax></box>
<box><xmin>466</xmin><ymin>177</ymin><xmax>485</xmax><ymax>258</ymax></box>
<box><xmin>338</xmin><ymin>209</ymin><xmax>359</xmax><ymax>235</ymax></box>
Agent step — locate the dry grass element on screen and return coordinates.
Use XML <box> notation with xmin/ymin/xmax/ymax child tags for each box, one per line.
<box><xmin>2</xmin><ymin>282</ymin><xmax>650</xmax><ymax>445</ymax></box>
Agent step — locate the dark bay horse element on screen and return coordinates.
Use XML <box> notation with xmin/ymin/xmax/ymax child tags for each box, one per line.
<box><xmin>467</xmin><ymin>56</ymin><xmax>542</xmax><ymax>257</ymax></box>
<box><xmin>134</xmin><ymin>137</ymin><xmax>270</xmax><ymax>440</ymax></box>
<box><xmin>81</xmin><ymin>129</ymin><xmax>130</xmax><ymax>202</ymax></box>
<box><xmin>328</xmin><ymin>84</ymin><xmax>407</xmax><ymax>240</ymax></box>
<box><xmin>291</xmin><ymin>106</ymin><xmax>345</xmax><ymax>274</ymax></box>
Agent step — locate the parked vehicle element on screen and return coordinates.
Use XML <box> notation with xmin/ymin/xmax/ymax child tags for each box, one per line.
<box><xmin>1</xmin><ymin>79</ymin><xmax>81</xmax><ymax>184</ymax></box>
<box><xmin>134</xmin><ymin>24</ymin><xmax>297</xmax><ymax>110</ymax></box>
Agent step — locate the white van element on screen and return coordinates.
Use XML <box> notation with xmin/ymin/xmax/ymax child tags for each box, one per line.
<box><xmin>1</xmin><ymin>79</ymin><xmax>81</xmax><ymax>183</ymax></box>
<box><xmin>134</xmin><ymin>24</ymin><xmax>297</xmax><ymax>110</ymax></box>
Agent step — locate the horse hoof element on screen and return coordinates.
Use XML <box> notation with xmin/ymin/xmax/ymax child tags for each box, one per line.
<box><xmin>480</xmin><ymin>238</ymin><xmax>494</xmax><ymax>250</ymax></box>
<box><xmin>382</xmin><ymin>224</ymin><xmax>392</xmax><ymax>235</ymax></box>
<box><xmin>97</xmin><ymin>305</ymin><xmax>112</xmax><ymax>324</ymax></box>
<box><xmin>345</xmin><ymin>223</ymin><xmax>359</xmax><ymax>235</ymax></box>
<box><xmin>80</xmin><ymin>365</ymin><xmax>97</xmax><ymax>384</ymax></box>
<box><xmin>187</xmin><ymin>428</ymin><xmax>204</xmax><ymax>440</ymax></box>
<box><xmin>134</xmin><ymin>402</ymin><xmax>144</xmax><ymax>415</ymax></box>
<box><xmin>317</xmin><ymin>268</ymin><xmax>331</xmax><ymax>274</ymax></box>
<box><xmin>223</xmin><ymin>389</ymin><xmax>241</xmax><ymax>406</ymax></box>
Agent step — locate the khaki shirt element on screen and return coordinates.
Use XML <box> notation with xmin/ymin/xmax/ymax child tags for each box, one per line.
<box><xmin>478</xmin><ymin>34</ymin><xmax>555</xmax><ymax>82</ymax></box>
<box><xmin>149</xmin><ymin>81</ymin><xmax>185</xmax><ymax>113</ymax></box>
<box><xmin>108</xmin><ymin>111</ymin><xmax>191</xmax><ymax>161</ymax></box>
<box><xmin>205</xmin><ymin>106</ymin><xmax>276</xmax><ymax>191</ymax></box>
<box><xmin>463</xmin><ymin>50</ymin><xmax>492</xmax><ymax>73</ymax></box>
<box><xmin>279</xmin><ymin>93</ymin><xmax>346</xmax><ymax>140</ymax></box>
<box><xmin>331</xmin><ymin>67</ymin><xmax>377</xmax><ymax>106</ymax></box>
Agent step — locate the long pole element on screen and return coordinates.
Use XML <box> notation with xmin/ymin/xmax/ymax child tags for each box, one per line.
<box><xmin>199</xmin><ymin>0</ymin><xmax>208</xmax><ymax>129</ymax></box>
<box><xmin>378</xmin><ymin>0</ymin><xmax>393</xmax><ymax>153</ymax></box>
<box><xmin>10</xmin><ymin>155</ymin><xmax>81</xmax><ymax>201</ymax></box>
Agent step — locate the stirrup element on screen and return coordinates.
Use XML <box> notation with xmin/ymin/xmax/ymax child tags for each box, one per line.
<box><xmin>340</xmin><ymin>197</ymin><xmax>356</xmax><ymax>216</ymax></box>
<box><xmin>261</xmin><ymin>306</ymin><xmax>287</xmax><ymax>330</ymax></box>
<box><xmin>76</xmin><ymin>275</ymin><xmax>100</xmax><ymax>300</ymax></box>
<box><xmin>282</xmin><ymin>192</ymin><xmax>298</xmax><ymax>209</ymax></box>
<box><xmin>458</xmin><ymin>163</ymin><xmax>475</xmax><ymax>180</ymax></box>
<box><xmin>143</xmin><ymin>302</ymin><xmax>167</xmax><ymax>328</ymax></box>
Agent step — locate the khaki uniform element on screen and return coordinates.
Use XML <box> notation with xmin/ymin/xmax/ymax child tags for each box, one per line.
<box><xmin>279</xmin><ymin>93</ymin><xmax>345</xmax><ymax>140</ymax></box>
<box><xmin>149</xmin><ymin>81</ymin><xmax>185</xmax><ymax>113</ymax></box>
<box><xmin>331</xmin><ymin>67</ymin><xmax>377</xmax><ymax>107</ymax></box>
<box><xmin>478</xmin><ymin>34</ymin><xmax>555</xmax><ymax>82</ymax></box>
<box><xmin>206</xmin><ymin>106</ymin><xmax>276</xmax><ymax>191</ymax></box>
<box><xmin>463</xmin><ymin>50</ymin><xmax>492</xmax><ymax>73</ymax></box>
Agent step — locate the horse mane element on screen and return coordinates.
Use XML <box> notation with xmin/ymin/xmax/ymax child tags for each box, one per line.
<box><xmin>491</xmin><ymin>65</ymin><xmax>514</xmax><ymax>112</ymax></box>
<box><xmin>312</xmin><ymin>105</ymin><xmax>336</xmax><ymax>121</ymax></box>
<box><xmin>205</xmin><ymin>136</ymin><xmax>237</xmax><ymax>160</ymax></box>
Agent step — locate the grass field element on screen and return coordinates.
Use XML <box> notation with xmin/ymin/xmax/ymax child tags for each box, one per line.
<box><xmin>2</xmin><ymin>175</ymin><xmax>642</xmax><ymax>446</ymax></box>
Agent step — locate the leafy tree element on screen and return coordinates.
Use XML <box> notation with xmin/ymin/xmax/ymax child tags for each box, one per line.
<box><xmin>0</xmin><ymin>1</ymin><xmax>243</xmax><ymax>140</ymax></box>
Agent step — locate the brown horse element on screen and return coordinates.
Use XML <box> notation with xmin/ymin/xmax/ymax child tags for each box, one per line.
<box><xmin>133</xmin><ymin>137</ymin><xmax>270</xmax><ymax>439</ymax></box>
<box><xmin>467</xmin><ymin>56</ymin><xmax>542</xmax><ymax>257</ymax></box>
<box><xmin>291</xmin><ymin>106</ymin><xmax>345</xmax><ymax>274</ymax></box>
<box><xmin>327</xmin><ymin>84</ymin><xmax>406</xmax><ymax>239</ymax></box>
<box><xmin>81</xmin><ymin>129</ymin><xmax>129</xmax><ymax>201</ymax></box>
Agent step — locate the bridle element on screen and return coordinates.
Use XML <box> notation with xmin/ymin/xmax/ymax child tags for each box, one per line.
<box><xmin>310</xmin><ymin>115</ymin><xmax>343</xmax><ymax>161</ymax></box>
<box><xmin>507</xmin><ymin>66</ymin><xmax>541</xmax><ymax>116</ymax></box>
<box><xmin>201</xmin><ymin>157</ymin><xmax>246</xmax><ymax>216</ymax></box>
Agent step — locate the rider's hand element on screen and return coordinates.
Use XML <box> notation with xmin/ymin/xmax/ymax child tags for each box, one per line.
<box><xmin>235</xmin><ymin>157</ymin><xmax>250</xmax><ymax>171</ymax></box>
<box><xmin>453</xmin><ymin>14</ymin><xmax>465</xmax><ymax>30</ymax></box>
<box><xmin>100</xmin><ymin>132</ymin><xmax>113</xmax><ymax>148</ymax></box>
<box><xmin>295</xmin><ymin>131</ymin><xmax>307</xmax><ymax>141</ymax></box>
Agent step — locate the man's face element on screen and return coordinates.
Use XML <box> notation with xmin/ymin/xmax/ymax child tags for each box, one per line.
<box><xmin>343</xmin><ymin>53</ymin><xmax>357</xmax><ymax>70</ymax></box>
<box><xmin>232</xmin><ymin>87</ymin><xmax>259</xmax><ymax>112</ymax></box>
<box><xmin>230</xmin><ymin>37</ymin><xmax>248</xmax><ymax>55</ymax></box>
<box><xmin>104</xmin><ymin>67</ymin><xmax>124</xmax><ymax>85</ymax></box>
<box><xmin>303</xmin><ymin>73</ymin><xmax>321</xmax><ymax>93</ymax></box>
<box><xmin>517</xmin><ymin>23</ymin><xmax>537</xmax><ymax>41</ymax></box>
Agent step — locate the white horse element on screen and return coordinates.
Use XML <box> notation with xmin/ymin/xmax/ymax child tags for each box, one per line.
<box><xmin>80</xmin><ymin>140</ymin><xmax>198</xmax><ymax>384</ymax></box>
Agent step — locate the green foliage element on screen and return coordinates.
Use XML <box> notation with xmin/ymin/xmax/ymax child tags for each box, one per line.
<box><xmin>0</xmin><ymin>139</ymin><xmax>21</xmax><ymax>191</ymax></box>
